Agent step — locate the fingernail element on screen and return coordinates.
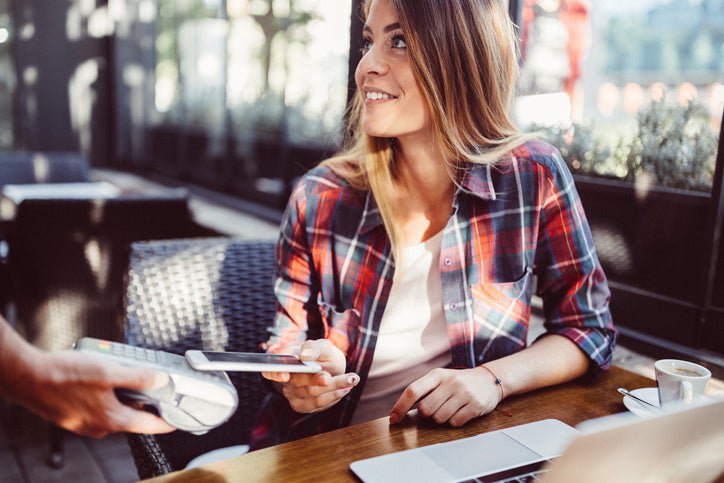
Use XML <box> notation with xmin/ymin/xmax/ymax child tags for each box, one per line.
<box><xmin>389</xmin><ymin>412</ymin><xmax>399</xmax><ymax>424</ymax></box>
<box><xmin>348</xmin><ymin>375</ymin><xmax>359</xmax><ymax>385</ymax></box>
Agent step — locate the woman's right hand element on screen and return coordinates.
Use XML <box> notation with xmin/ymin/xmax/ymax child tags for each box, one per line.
<box><xmin>262</xmin><ymin>339</ymin><xmax>359</xmax><ymax>413</ymax></box>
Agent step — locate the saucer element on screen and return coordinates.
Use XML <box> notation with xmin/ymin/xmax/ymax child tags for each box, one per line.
<box><xmin>622</xmin><ymin>387</ymin><xmax>660</xmax><ymax>416</ymax></box>
<box><xmin>185</xmin><ymin>445</ymin><xmax>249</xmax><ymax>469</ymax></box>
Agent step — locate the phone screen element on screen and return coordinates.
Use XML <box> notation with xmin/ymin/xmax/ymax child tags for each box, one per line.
<box><xmin>201</xmin><ymin>352</ymin><xmax>305</xmax><ymax>365</ymax></box>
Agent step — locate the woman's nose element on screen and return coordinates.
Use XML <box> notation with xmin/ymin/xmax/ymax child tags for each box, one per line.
<box><xmin>357</xmin><ymin>45</ymin><xmax>389</xmax><ymax>77</ymax></box>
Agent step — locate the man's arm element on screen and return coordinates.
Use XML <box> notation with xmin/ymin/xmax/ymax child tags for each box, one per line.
<box><xmin>0</xmin><ymin>316</ymin><xmax>175</xmax><ymax>438</ymax></box>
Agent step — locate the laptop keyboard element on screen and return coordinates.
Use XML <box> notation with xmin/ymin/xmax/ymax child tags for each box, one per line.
<box><xmin>489</xmin><ymin>469</ymin><xmax>546</xmax><ymax>482</ymax></box>
<box><xmin>460</xmin><ymin>459</ymin><xmax>550</xmax><ymax>482</ymax></box>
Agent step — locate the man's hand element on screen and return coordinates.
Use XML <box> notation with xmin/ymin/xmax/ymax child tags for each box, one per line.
<box><xmin>19</xmin><ymin>350</ymin><xmax>176</xmax><ymax>438</ymax></box>
<box><xmin>262</xmin><ymin>339</ymin><xmax>359</xmax><ymax>413</ymax></box>
<box><xmin>389</xmin><ymin>367</ymin><xmax>500</xmax><ymax>427</ymax></box>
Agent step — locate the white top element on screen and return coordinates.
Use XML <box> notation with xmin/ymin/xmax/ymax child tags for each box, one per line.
<box><xmin>350</xmin><ymin>229</ymin><xmax>452</xmax><ymax>425</ymax></box>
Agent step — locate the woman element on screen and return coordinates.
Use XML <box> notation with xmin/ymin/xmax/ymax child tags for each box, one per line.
<box><xmin>252</xmin><ymin>0</ymin><xmax>615</xmax><ymax>449</ymax></box>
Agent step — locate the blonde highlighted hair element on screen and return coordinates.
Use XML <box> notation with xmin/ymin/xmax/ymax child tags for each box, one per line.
<box><xmin>322</xmin><ymin>0</ymin><xmax>531</xmax><ymax>254</ymax></box>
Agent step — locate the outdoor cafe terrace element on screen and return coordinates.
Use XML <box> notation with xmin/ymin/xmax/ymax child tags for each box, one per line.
<box><xmin>0</xmin><ymin>0</ymin><xmax>723</xmax><ymax>481</ymax></box>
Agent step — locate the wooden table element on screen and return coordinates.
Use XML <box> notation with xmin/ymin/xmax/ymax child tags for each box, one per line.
<box><xmin>147</xmin><ymin>367</ymin><xmax>653</xmax><ymax>482</ymax></box>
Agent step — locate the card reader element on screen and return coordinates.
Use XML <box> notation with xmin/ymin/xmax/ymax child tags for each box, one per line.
<box><xmin>74</xmin><ymin>337</ymin><xmax>238</xmax><ymax>435</ymax></box>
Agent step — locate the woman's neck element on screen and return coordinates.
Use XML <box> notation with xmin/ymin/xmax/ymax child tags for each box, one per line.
<box><xmin>395</xmin><ymin>135</ymin><xmax>453</xmax><ymax>206</ymax></box>
<box><xmin>392</xmin><ymin>135</ymin><xmax>455</xmax><ymax>245</ymax></box>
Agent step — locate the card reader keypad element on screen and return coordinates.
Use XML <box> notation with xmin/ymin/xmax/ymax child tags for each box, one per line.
<box><xmin>99</xmin><ymin>339</ymin><xmax>224</xmax><ymax>383</ymax></box>
<box><xmin>111</xmin><ymin>342</ymin><xmax>160</xmax><ymax>363</ymax></box>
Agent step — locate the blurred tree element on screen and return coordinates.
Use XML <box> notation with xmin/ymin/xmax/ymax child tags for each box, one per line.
<box><xmin>249</xmin><ymin>0</ymin><xmax>315</xmax><ymax>93</ymax></box>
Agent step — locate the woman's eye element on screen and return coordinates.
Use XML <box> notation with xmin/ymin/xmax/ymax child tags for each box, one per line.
<box><xmin>391</xmin><ymin>35</ymin><xmax>406</xmax><ymax>49</ymax></box>
<box><xmin>361</xmin><ymin>39</ymin><xmax>372</xmax><ymax>54</ymax></box>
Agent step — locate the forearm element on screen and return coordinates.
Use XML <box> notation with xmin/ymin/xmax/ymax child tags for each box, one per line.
<box><xmin>0</xmin><ymin>317</ymin><xmax>45</xmax><ymax>402</ymax></box>
<box><xmin>482</xmin><ymin>334</ymin><xmax>589</xmax><ymax>399</ymax></box>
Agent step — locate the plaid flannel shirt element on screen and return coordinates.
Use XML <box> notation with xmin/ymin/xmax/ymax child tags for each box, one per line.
<box><xmin>250</xmin><ymin>140</ymin><xmax>616</xmax><ymax>449</ymax></box>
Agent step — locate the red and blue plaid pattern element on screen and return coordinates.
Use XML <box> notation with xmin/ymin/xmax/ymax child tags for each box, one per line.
<box><xmin>250</xmin><ymin>140</ymin><xmax>616</xmax><ymax>449</ymax></box>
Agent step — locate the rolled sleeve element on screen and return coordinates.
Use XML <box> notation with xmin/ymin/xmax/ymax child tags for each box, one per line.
<box><xmin>533</xmin><ymin>151</ymin><xmax>617</xmax><ymax>369</ymax></box>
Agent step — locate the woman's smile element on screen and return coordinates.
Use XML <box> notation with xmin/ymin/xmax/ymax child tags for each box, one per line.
<box><xmin>364</xmin><ymin>86</ymin><xmax>399</xmax><ymax>104</ymax></box>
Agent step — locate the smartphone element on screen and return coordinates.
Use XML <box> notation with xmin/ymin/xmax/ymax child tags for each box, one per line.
<box><xmin>185</xmin><ymin>350</ymin><xmax>322</xmax><ymax>373</ymax></box>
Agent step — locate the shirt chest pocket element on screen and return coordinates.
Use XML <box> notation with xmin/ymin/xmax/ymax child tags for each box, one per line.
<box><xmin>469</xmin><ymin>268</ymin><xmax>534</xmax><ymax>337</ymax></box>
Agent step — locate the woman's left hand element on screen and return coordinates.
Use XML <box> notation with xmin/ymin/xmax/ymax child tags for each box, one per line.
<box><xmin>389</xmin><ymin>367</ymin><xmax>500</xmax><ymax>427</ymax></box>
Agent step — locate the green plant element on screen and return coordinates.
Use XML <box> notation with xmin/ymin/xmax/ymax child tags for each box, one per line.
<box><xmin>533</xmin><ymin>99</ymin><xmax>719</xmax><ymax>192</ymax></box>
<box><xmin>625</xmin><ymin>99</ymin><xmax>717</xmax><ymax>191</ymax></box>
<box><xmin>532</xmin><ymin>123</ymin><xmax>619</xmax><ymax>178</ymax></box>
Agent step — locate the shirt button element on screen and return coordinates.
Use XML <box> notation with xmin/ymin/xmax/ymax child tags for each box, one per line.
<box><xmin>449</xmin><ymin>303</ymin><xmax>457</xmax><ymax>311</ymax></box>
<box><xmin>444</xmin><ymin>258</ymin><xmax>453</xmax><ymax>266</ymax></box>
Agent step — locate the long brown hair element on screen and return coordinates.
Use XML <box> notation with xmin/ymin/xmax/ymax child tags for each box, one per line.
<box><xmin>322</xmin><ymin>0</ymin><xmax>530</xmax><ymax>255</ymax></box>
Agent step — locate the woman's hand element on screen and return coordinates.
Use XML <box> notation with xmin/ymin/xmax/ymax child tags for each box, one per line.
<box><xmin>262</xmin><ymin>339</ymin><xmax>359</xmax><ymax>413</ymax></box>
<box><xmin>389</xmin><ymin>367</ymin><xmax>500</xmax><ymax>427</ymax></box>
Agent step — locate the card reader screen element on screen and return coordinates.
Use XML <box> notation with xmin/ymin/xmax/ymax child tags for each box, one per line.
<box><xmin>202</xmin><ymin>352</ymin><xmax>305</xmax><ymax>365</ymax></box>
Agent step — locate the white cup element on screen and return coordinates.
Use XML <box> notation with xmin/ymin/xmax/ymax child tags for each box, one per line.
<box><xmin>654</xmin><ymin>359</ymin><xmax>711</xmax><ymax>406</ymax></box>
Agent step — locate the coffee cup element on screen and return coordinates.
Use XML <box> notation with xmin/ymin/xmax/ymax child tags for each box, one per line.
<box><xmin>654</xmin><ymin>359</ymin><xmax>711</xmax><ymax>406</ymax></box>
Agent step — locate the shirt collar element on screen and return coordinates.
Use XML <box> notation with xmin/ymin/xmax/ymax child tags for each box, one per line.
<box><xmin>458</xmin><ymin>160</ymin><xmax>499</xmax><ymax>202</ymax></box>
<box><xmin>358</xmin><ymin>157</ymin><xmax>503</xmax><ymax>234</ymax></box>
<box><xmin>359</xmin><ymin>192</ymin><xmax>384</xmax><ymax>235</ymax></box>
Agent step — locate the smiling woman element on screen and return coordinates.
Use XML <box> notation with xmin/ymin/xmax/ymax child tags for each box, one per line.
<box><xmin>250</xmin><ymin>0</ymin><xmax>616</xmax><ymax>450</ymax></box>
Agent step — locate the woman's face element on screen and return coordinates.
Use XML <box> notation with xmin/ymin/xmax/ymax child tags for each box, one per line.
<box><xmin>355</xmin><ymin>0</ymin><xmax>430</xmax><ymax>141</ymax></box>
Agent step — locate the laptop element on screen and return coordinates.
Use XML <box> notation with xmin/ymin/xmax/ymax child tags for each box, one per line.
<box><xmin>350</xmin><ymin>396</ymin><xmax>724</xmax><ymax>483</ymax></box>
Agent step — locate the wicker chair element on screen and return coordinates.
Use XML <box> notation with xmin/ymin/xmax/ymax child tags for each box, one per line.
<box><xmin>0</xmin><ymin>151</ymin><xmax>90</xmax><ymax>185</ymax></box>
<box><xmin>123</xmin><ymin>237</ymin><xmax>277</xmax><ymax>478</ymax></box>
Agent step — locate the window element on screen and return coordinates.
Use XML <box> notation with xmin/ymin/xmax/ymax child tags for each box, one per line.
<box><xmin>145</xmin><ymin>0</ymin><xmax>352</xmax><ymax>203</ymax></box>
<box><xmin>516</xmin><ymin>0</ymin><xmax>724</xmax><ymax>352</ymax></box>
<box><xmin>517</xmin><ymin>0</ymin><xmax>722</xmax><ymax>191</ymax></box>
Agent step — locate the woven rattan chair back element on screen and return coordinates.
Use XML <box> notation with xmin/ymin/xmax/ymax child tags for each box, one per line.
<box><xmin>124</xmin><ymin>237</ymin><xmax>277</xmax><ymax>477</ymax></box>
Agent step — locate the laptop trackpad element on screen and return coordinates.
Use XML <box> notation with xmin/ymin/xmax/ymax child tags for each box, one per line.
<box><xmin>422</xmin><ymin>432</ymin><xmax>541</xmax><ymax>479</ymax></box>
<box><xmin>349</xmin><ymin>432</ymin><xmax>541</xmax><ymax>483</ymax></box>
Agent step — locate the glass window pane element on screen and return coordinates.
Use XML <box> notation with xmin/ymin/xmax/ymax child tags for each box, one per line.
<box><xmin>227</xmin><ymin>0</ymin><xmax>351</xmax><ymax>145</ymax></box>
<box><xmin>284</xmin><ymin>1</ymin><xmax>351</xmax><ymax>144</ymax></box>
<box><xmin>516</xmin><ymin>0</ymin><xmax>723</xmax><ymax>312</ymax></box>
<box><xmin>517</xmin><ymin>0</ymin><xmax>722</xmax><ymax>192</ymax></box>
<box><xmin>147</xmin><ymin>0</ymin><xmax>352</xmax><ymax>199</ymax></box>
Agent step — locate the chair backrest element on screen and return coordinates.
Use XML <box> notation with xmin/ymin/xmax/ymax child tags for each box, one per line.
<box><xmin>0</xmin><ymin>151</ymin><xmax>90</xmax><ymax>185</ymax></box>
<box><xmin>9</xmin><ymin>196</ymin><xmax>200</xmax><ymax>350</ymax></box>
<box><xmin>124</xmin><ymin>237</ymin><xmax>277</xmax><ymax>475</ymax></box>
